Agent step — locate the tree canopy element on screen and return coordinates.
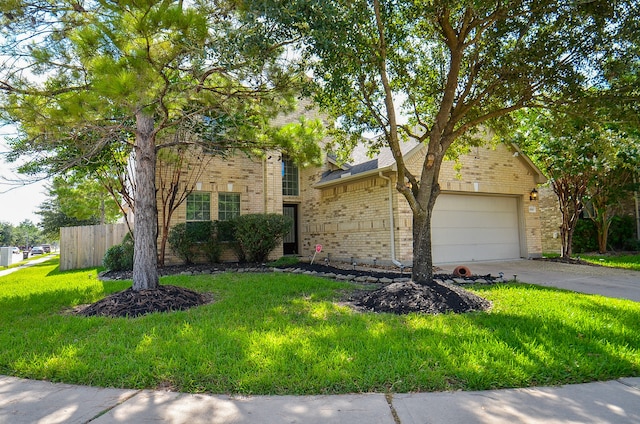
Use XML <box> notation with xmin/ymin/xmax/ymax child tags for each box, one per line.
<box><xmin>516</xmin><ymin>108</ymin><xmax>640</xmax><ymax>256</ymax></box>
<box><xmin>1</xmin><ymin>0</ymin><xmax>323</xmax><ymax>290</ymax></box>
<box><xmin>254</xmin><ymin>0</ymin><xmax>640</xmax><ymax>283</ymax></box>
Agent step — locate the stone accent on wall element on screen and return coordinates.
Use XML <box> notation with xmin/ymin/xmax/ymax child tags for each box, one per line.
<box><xmin>538</xmin><ymin>185</ymin><xmax>562</xmax><ymax>254</ymax></box>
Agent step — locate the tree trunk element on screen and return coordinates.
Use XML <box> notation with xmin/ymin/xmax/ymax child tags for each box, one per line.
<box><xmin>553</xmin><ymin>177</ymin><xmax>586</xmax><ymax>259</ymax></box>
<box><xmin>594</xmin><ymin>213</ymin><xmax>612</xmax><ymax>254</ymax></box>
<box><xmin>411</xmin><ymin>165</ymin><xmax>441</xmax><ymax>285</ymax></box>
<box><xmin>132</xmin><ymin>112</ymin><xmax>159</xmax><ymax>291</ymax></box>
<box><xmin>159</xmin><ymin>207</ymin><xmax>170</xmax><ymax>267</ymax></box>
<box><xmin>412</xmin><ymin>210</ymin><xmax>434</xmax><ymax>284</ymax></box>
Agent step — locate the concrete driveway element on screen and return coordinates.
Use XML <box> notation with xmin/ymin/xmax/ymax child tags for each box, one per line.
<box><xmin>439</xmin><ymin>259</ymin><xmax>640</xmax><ymax>302</ymax></box>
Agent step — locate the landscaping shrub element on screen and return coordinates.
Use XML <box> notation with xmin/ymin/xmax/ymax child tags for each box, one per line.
<box><xmin>608</xmin><ymin>215</ymin><xmax>639</xmax><ymax>251</ymax></box>
<box><xmin>573</xmin><ymin>214</ymin><xmax>639</xmax><ymax>254</ymax></box>
<box><xmin>168</xmin><ymin>223</ymin><xmax>193</xmax><ymax>264</ymax></box>
<box><xmin>572</xmin><ymin>220</ymin><xmax>598</xmax><ymax>253</ymax></box>
<box><xmin>233</xmin><ymin>214</ymin><xmax>293</xmax><ymax>263</ymax></box>
<box><xmin>267</xmin><ymin>256</ymin><xmax>300</xmax><ymax>267</ymax></box>
<box><xmin>103</xmin><ymin>232</ymin><xmax>134</xmax><ymax>271</ymax></box>
<box><xmin>168</xmin><ymin>221</ymin><xmax>223</xmax><ymax>264</ymax></box>
<box><xmin>201</xmin><ymin>222</ymin><xmax>223</xmax><ymax>264</ymax></box>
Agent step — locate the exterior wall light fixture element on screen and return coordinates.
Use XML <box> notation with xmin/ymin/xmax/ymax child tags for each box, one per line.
<box><xmin>529</xmin><ymin>188</ymin><xmax>538</xmax><ymax>201</ymax></box>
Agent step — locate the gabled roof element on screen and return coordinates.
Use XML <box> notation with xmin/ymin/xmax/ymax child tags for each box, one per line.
<box><xmin>317</xmin><ymin>139</ymin><xmax>422</xmax><ymax>187</ymax></box>
<box><xmin>316</xmin><ymin>139</ymin><xmax>547</xmax><ymax>187</ymax></box>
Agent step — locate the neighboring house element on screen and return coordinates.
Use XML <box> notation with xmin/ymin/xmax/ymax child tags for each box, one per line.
<box><xmin>160</xmin><ymin>128</ymin><xmax>548</xmax><ymax>266</ymax></box>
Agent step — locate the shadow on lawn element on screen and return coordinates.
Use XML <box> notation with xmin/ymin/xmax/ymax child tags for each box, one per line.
<box><xmin>2</xmin><ymin>271</ymin><xmax>638</xmax><ymax>395</ymax></box>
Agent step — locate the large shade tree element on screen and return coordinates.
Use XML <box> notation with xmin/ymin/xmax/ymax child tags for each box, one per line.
<box><xmin>254</xmin><ymin>0</ymin><xmax>639</xmax><ymax>283</ymax></box>
<box><xmin>1</xmin><ymin>0</ymin><xmax>321</xmax><ymax>291</ymax></box>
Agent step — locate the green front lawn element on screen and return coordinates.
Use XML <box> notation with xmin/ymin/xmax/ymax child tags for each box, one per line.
<box><xmin>1</xmin><ymin>257</ymin><xmax>638</xmax><ymax>395</ymax></box>
<box><xmin>580</xmin><ymin>253</ymin><xmax>640</xmax><ymax>271</ymax></box>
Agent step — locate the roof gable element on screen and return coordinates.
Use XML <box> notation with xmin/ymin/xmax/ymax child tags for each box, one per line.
<box><xmin>316</xmin><ymin>140</ymin><xmax>546</xmax><ymax>187</ymax></box>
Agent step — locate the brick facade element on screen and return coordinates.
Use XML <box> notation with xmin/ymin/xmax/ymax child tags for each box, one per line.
<box><xmin>159</xmin><ymin>151</ymin><xmax>286</xmax><ymax>265</ymax></box>
<box><xmin>298</xmin><ymin>143</ymin><xmax>545</xmax><ymax>265</ymax></box>
<box><xmin>158</xmin><ymin>133</ymin><xmax>547</xmax><ymax>266</ymax></box>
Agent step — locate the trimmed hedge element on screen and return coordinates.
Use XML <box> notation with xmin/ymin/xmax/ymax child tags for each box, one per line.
<box><xmin>103</xmin><ymin>232</ymin><xmax>134</xmax><ymax>271</ymax></box>
<box><xmin>233</xmin><ymin>214</ymin><xmax>293</xmax><ymax>263</ymax></box>
<box><xmin>168</xmin><ymin>221</ymin><xmax>222</xmax><ymax>265</ymax></box>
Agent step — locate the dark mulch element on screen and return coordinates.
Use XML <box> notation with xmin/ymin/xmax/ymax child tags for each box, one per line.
<box><xmin>76</xmin><ymin>285</ymin><xmax>212</xmax><ymax>318</ymax></box>
<box><xmin>349</xmin><ymin>280</ymin><xmax>492</xmax><ymax>315</ymax></box>
<box><xmin>89</xmin><ymin>261</ymin><xmax>494</xmax><ymax>318</ymax></box>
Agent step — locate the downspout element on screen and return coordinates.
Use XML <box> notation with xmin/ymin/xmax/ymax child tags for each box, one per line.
<box><xmin>379</xmin><ymin>172</ymin><xmax>400</xmax><ymax>265</ymax></box>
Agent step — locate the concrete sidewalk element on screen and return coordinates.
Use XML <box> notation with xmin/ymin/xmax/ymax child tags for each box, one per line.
<box><xmin>1</xmin><ymin>375</ymin><xmax>639</xmax><ymax>423</ymax></box>
<box><xmin>0</xmin><ymin>254</ymin><xmax>56</xmax><ymax>278</ymax></box>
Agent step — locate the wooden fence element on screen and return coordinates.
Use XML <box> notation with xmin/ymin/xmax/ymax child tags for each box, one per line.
<box><xmin>60</xmin><ymin>223</ymin><xmax>129</xmax><ymax>271</ymax></box>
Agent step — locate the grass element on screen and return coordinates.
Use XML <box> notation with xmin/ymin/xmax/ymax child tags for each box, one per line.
<box><xmin>1</xmin><ymin>257</ymin><xmax>639</xmax><ymax>395</ymax></box>
<box><xmin>580</xmin><ymin>253</ymin><xmax>640</xmax><ymax>271</ymax></box>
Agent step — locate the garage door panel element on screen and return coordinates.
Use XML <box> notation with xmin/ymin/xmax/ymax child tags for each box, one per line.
<box><xmin>432</xmin><ymin>228</ymin><xmax>516</xmax><ymax>245</ymax></box>
<box><xmin>434</xmin><ymin>212</ymin><xmax>516</xmax><ymax>228</ymax></box>
<box><xmin>432</xmin><ymin>194</ymin><xmax>521</xmax><ymax>263</ymax></box>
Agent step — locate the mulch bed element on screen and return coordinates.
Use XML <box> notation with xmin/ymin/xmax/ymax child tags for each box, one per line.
<box><xmin>84</xmin><ymin>262</ymin><xmax>494</xmax><ymax>318</ymax></box>
<box><xmin>349</xmin><ymin>280</ymin><xmax>491</xmax><ymax>315</ymax></box>
<box><xmin>76</xmin><ymin>285</ymin><xmax>212</xmax><ymax>318</ymax></box>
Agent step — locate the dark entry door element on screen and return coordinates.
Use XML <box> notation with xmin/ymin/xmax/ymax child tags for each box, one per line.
<box><xmin>283</xmin><ymin>204</ymin><xmax>298</xmax><ymax>255</ymax></box>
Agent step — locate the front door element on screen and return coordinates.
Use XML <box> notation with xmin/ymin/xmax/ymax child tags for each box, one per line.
<box><xmin>283</xmin><ymin>204</ymin><xmax>298</xmax><ymax>255</ymax></box>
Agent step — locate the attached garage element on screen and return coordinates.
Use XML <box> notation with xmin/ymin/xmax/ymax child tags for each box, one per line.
<box><xmin>431</xmin><ymin>194</ymin><xmax>522</xmax><ymax>264</ymax></box>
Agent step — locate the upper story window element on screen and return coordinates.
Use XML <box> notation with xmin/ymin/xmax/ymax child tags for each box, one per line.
<box><xmin>186</xmin><ymin>192</ymin><xmax>211</xmax><ymax>222</ymax></box>
<box><xmin>282</xmin><ymin>156</ymin><xmax>299</xmax><ymax>196</ymax></box>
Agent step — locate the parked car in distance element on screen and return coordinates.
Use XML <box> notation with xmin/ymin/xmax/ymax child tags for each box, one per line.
<box><xmin>42</xmin><ymin>244</ymin><xmax>51</xmax><ymax>253</ymax></box>
<box><xmin>30</xmin><ymin>246</ymin><xmax>45</xmax><ymax>255</ymax></box>
<box><xmin>12</xmin><ymin>247</ymin><xmax>20</xmax><ymax>254</ymax></box>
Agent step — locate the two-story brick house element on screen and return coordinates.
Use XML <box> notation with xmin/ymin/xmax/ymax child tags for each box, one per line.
<box><xmin>160</xmin><ymin>128</ymin><xmax>547</xmax><ymax>266</ymax></box>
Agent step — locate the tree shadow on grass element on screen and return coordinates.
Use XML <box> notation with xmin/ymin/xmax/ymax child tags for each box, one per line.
<box><xmin>2</xmin><ymin>276</ymin><xmax>638</xmax><ymax>395</ymax></box>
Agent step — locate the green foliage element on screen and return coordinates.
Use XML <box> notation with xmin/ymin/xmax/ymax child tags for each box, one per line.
<box><xmin>194</xmin><ymin>222</ymin><xmax>223</xmax><ymax>265</ymax></box>
<box><xmin>1</xmin><ymin>0</ymin><xmax>324</xmax><ymax>290</ymax></box>
<box><xmin>102</xmin><ymin>232</ymin><xmax>134</xmax><ymax>271</ymax></box>
<box><xmin>167</xmin><ymin>221</ymin><xmax>223</xmax><ymax>265</ymax></box>
<box><xmin>267</xmin><ymin>256</ymin><xmax>300</xmax><ymax>267</ymax></box>
<box><xmin>572</xmin><ymin>220</ymin><xmax>599</xmax><ymax>254</ymax></box>
<box><xmin>12</xmin><ymin>219</ymin><xmax>43</xmax><ymax>247</ymax></box>
<box><xmin>168</xmin><ymin>223</ymin><xmax>195</xmax><ymax>265</ymax></box>
<box><xmin>0</xmin><ymin>222</ymin><xmax>14</xmax><ymax>246</ymax></box>
<box><xmin>233</xmin><ymin>214</ymin><xmax>293</xmax><ymax>263</ymax></box>
<box><xmin>254</xmin><ymin>0</ymin><xmax>639</xmax><ymax>281</ymax></box>
<box><xmin>572</xmin><ymin>215</ymin><xmax>639</xmax><ymax>253</ymax></box>
<box><xmin>1</xmin><ymin>257</ymin><xmax>640</xmax><ymax>395</ymax></box>
<box><xmin>581</xmin><ymin>253</ymin><xmax>640</xmax><ymax>271</ymax></box>
<box><xmin>607</xmin><ymin>215</ymin><xmax>640</xmax><ymax>251</ymax></box>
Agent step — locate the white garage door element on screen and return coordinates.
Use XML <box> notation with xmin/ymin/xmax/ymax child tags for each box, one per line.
<box><xmin>431</xmin><ymin>194</ymin><xmax>521</xmax><ymax>264</ymax></box>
